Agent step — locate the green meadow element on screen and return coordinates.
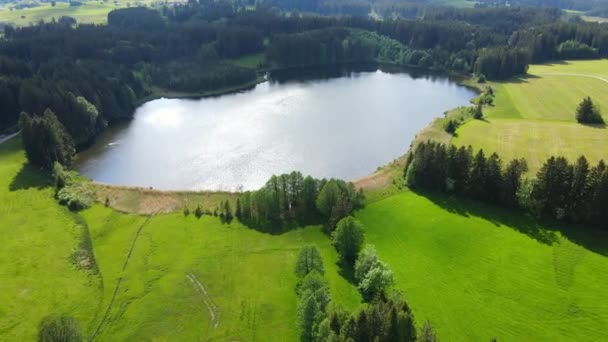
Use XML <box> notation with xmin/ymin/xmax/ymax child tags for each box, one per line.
<box><xmin>357</xmin><ymin>191</ymin><xmax>608</xmax><ymax>341</ymax></box>
<box><xmin>3</xmin><ymin>133</ymin><xmax>608</xmax><ymax>341</ymax></box>
<box><xmin>0</xmin><ymin>136</ymin><xmax>362</xmax><ymax>340</ymax></box>
<box><xmin>454</xmin><ymin>60</ymin><xmax>608</xmax><ymax>173</ymax></box>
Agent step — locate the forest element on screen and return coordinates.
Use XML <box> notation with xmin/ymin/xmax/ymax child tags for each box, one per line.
<box><xmin>2</xmin><ymin>3</ymin><xmax>608</xmax><ymax>161</ymax></box>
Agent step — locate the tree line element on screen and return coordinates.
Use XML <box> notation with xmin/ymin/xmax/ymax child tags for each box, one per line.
<box><xmin>294</xmin><ymin>244</ymin><xmax>427</xmax><ymax>341</ymax></box>
<box><xmin>237</xmin><ymin>172</ymin><xmax>365</xmax><ymax>233</ymax></box>
<box><xmin>406</xmin><ymin>141</ymin><xmax>608</xmax><ymax>228</ymax></box>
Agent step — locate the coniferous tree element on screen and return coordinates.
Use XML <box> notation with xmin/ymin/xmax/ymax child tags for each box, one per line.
<box><xmin>575</xmin><ymin>97</ymin><xmax>604</xmax><ymax>124</ymax></box>
<box><xmin>19</xmin><ymin>109</ymin><xmax>75</xmax><ymax>169</ymax></box>
<box><xmin>468</xmin><ymin>149</ymin><xmax>488</xmax><ymax>200</ymax></box>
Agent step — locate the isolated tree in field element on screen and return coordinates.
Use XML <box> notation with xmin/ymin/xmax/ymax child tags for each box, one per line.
<box><xmin>575</xmin><ymin>97</ymin><xmax>604</xmax><ymax>124</ymax></box>
<box><xmin>295</xmin><ymin>246</ymin><xmax>325</xmax><ymax>278</ymax></box>
<box><xmin>38</xmin><ymin>315</ymin><xmax>83</xmax><ymax>342</ymax></box>
<box><xmin>332</xmin><ymin>216</ymin><xmax>364</xmax><ymax>264</ymax></box>
<box><xmin>419</xmin><ymin>321</ymin><xmax>438</xmax><ymax>342</ymax></box>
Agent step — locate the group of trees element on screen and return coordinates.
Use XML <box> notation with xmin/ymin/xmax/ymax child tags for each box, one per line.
<box><xmin>295</xmin><ymin>246</ymin><xmax>332</xmax><ymax>341</ymax></box>
<box><xmin>19</xmin><ymin>110</ymin><xmax>75</xmax><ymax>169</ymax></box>
<box><xmin>238</xmin><ymin>172</ymin><xmax>364</xmax><ymax>232</ymax></box>
<box><xmin>294</xmin><ymin>245</ymin><xmax>425</xmax><ymax>341</ymax></box>
<box><xmin>331</xmin><ymin>216</ymin><xmax>396</xmax><ymax>301</ymax></box>
<box><xmin>526</xmin><ymin>156</ymin><xmax>608</xmax><ymax>225</ymax></box>
<box><xmin>406</xmin><ymin>141</ymin><xmax>608</xmax><ymax>228</ymax></box>
<box><xmin>406</xmin><ymin>141</ymin><xmax>529</xmax><ymax>208</ymax></box>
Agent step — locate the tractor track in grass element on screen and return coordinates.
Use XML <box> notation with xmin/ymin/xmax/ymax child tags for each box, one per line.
<box><xmin>187</xmin><ymin>272</ymin><xmax>221</xmax><ymax>329</ymax></box>
<box><xmin>88</xmin><ymin>215</ymin><xmax>152</xmax><ymax>341</ymax></box>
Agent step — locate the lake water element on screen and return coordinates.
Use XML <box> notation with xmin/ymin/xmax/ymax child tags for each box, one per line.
<box><xmin>75</xmin><ymin>67</ymin><xmax>476</xmax><ymax>191</ymax></box>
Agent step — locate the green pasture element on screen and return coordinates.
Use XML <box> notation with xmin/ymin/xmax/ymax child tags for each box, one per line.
<box><xmin>453</xmin><ymin>60</ymin><xmax>608</xmax><ymax>173</ymax></box>
<box><xmin>453</xmin><ymin>118</ymin><xmax>608</xmax><ymax>174</ymax></box>
<box><xmin>0</xmin><ymin>137</ymin><xmax>361</xmax><ymax>341</ymax></box>
<box><xmin>357</xmin><ymin>191</ymin><xmax>608</xmax><ymax>341</ymax></box>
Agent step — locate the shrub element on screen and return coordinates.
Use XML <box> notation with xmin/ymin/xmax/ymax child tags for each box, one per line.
<box><xmin>38</xmin><ymin>315</ymin><xmax>83</xmax><ymax>342</ymax></box>
<box><xmin>56</xmin><ymin>185</ymin><xmax>94</xmax><ymax>211</ymax></box>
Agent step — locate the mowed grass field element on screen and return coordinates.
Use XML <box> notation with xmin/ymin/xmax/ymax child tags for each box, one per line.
<box><xmin>454</xmin><ymin>60</ymin><xmax>608</xmax><ymax>173</ymax></box>
<box><xmin>357</xmin><ymin>191</ymin><xmax>608</xmax><ymax>341</ymax></box>
<box><xmin>0</xmin><ymin>1</ymin><xmax>157</xmax><ymax>26</ymax></box>
<box><xmin>0</xmin><ymin>137</ymin><xmax>361</xmax><ymax>341</ymax></box>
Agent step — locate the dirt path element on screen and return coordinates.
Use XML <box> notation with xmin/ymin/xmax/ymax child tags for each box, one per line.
<box><xmin>88</xmin><ymin>216</ymin><xmax>152</xmax><ymax>341</ymax></box>
<box><xmin>187</xmin><ymin>273</ymin><xmax>221</xmax><ymax>329</ymax></box>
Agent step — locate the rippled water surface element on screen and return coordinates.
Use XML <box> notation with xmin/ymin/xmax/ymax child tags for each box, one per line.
<box><xmin>76</xmin><ymin>68</ymin><xmax>476</xmax><ymax>191</ymax></box>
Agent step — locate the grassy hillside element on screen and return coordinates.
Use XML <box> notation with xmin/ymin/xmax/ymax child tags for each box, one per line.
<box><xmin>454</xmin><ymin>60</ymin><xmax>608</xmax><ymax>173</ymax></box>
<box><xmin>0</xmin><ymin>137</ymin><xmax>361</xmax><ymax>340</ymax></box>
<box><xmin>357</xmin><ymin>191</ymin><xmax>608</xmax><ymax>341</ymax></box>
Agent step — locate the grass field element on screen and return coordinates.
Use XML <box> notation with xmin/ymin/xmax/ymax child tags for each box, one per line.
<box><xmin>0</xmin><ymin>137</ymin><xmax>361</xmax><ymax>340</ymax></box>
<box><xmin>0</xmin><ymin>137</ymin><xmax>101</xmax><ymax>340</ymax></box>
<box><xmin>0</xmin><ymin>1</ymin><xmax>159</xmax><ymax>26</ymax></box>
<box><xmin>357</xmin><ymin>191</ymin><xmax>608</xmax><ymax>341</ymax></box>
<box><xmin>453</xmin><ymin>60</ymin><xmax>608</xmax><ymax>173</ymax></box>
<box><xmin>453</xmin><ymin>119</ymin><xmax>608</xmax><ymax>173</ymax></box>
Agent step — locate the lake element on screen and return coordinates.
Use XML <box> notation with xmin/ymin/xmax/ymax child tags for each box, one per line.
<box><xmin>75</xmin><ymin>67</ymin><xmax>476</xmax><ymax>191</ymax></box>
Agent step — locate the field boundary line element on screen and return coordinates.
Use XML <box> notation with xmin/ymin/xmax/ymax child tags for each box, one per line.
<box><xmin>535</xmin><ymin>72</ymin><xmax>608</xmax><ymax>84</ymax></box>
<box><xmin>88</xmin><ymin>215</ymin><xmax>152</xmax><ymax>341</ymax></box>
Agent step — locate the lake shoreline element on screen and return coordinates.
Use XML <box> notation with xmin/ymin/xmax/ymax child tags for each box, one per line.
<box><xmin>81</xmin><ymin>67</ymin><xmax>481</xmax><ymax>213</ymax></box>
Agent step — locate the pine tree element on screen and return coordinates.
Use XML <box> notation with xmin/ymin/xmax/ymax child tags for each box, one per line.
<box><xmin>473</xmin><ymin>102</ymin><xmax>484</xmax><ymax>120</ymax></box>
<box><xmin>468</xmin><ymin>149</ymin><xmax>488</xmax><ymax>200</ymax></box>
<box><xmin>575</xmin><ymin>97</ymin><xmax>604</xmax><ymax>124</ymax></box>
<box><xmin>569</xmin><ymin>156</ymin><xmax>590</xmax><ymax>222</ymax></box>
<box><xmin>235</xmin><ymin>198</ymin><xmax>242</xmax><ymax>219</ymax></box>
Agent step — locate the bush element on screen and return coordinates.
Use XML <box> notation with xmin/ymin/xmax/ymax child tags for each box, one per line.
<box><xmin>38</xmin><ymin>315</ymin><xmax>83</xmax><ymax>342</ymax></box>
<box><xmin>56</xmin><ymin>185</ymin><xmax>94</xmax><ymax>211</ymax></box>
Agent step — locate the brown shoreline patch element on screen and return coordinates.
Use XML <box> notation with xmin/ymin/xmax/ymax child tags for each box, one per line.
<box><xmin>89</xmin><ymin>183</ymin><xmax>240</xmax><ymax>215</ymax></box>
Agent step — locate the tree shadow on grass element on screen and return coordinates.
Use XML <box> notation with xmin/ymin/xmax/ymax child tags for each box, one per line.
<box><xmin>336</xmin><ymin>259</ymin><xmax>358</xmax><ymax>286</ymax></box>
<box><xmin>415</xmin><ymin>190</ymin><xmax>608</xmax><ymax>257</ymax></box>
<box><xmin>9</xmin><ymin>163</ymin><xmax>51</xmax><ymax>191</ymax></box>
